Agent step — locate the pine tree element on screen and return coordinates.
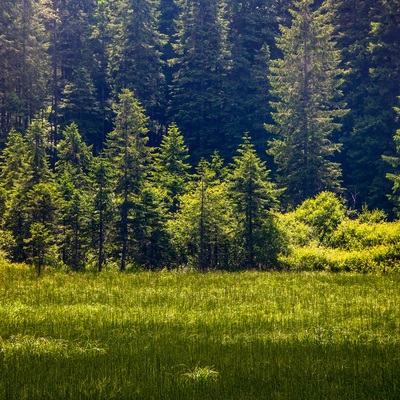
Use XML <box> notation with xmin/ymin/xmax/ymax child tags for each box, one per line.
<box><xmin>170</xmin><ymin>0</ymin><xmax>230</xmax><ymax>162</ymax></box>
<box><xmin>267</xmin><ymin>0</ymin><xmax>347</xmax><ymax>207</ymax></box>
<box><xmin>56</xmin><ymin>123</ymin><xmax>94</xmax><ymax>270</ymax></box>
<box><xmin>153</xmin><ymin>122</ymin><xmax>191</xmax><ymax>213</ymax></box>
<box><xmin>105</xmin><ymin>89</ymin><xmax>151</xmax><ymax>271</ymax></box>
<box><xmin>331</xmin><ymin>0</ymin><xmax>400</xmax><ymax>212</ymax></box>
<box><xmin>108</xmin><ymin>0</ymin><xmax>166</xmax><ymax>143</ymax></box>
<box><xmin>229</xmin><ymin>134</ymin><xmax>282</xmax><ymax>269</ymax></box>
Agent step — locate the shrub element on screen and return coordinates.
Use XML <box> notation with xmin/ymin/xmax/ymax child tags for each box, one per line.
<box><xmin>291</xmin><ymin>192</ymin><xmax>346</xmax><ymax>245</ymax></box>
<box><xmin>279</xmin><ymin>244</ymin><xmax>400</xmax><ymax>273</ymax></box>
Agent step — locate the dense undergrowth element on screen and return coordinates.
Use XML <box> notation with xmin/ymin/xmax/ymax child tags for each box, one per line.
<box><xmin>278</xmin><ymin>192</ymin><xmax>400</xmax><ymax>273</ymax></box>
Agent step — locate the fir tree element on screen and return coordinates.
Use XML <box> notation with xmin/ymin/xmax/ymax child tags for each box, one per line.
<box><xmin>383</xmin><ymin>101</ymin><xmax>400</xmax><ymax>216</ymax></box>
<box><xmin>106</xmin><ymin>89</ymin><xmax>151</xmax><ymax>271</ymax></box>
<box><xmin>229</xmin><ymin>134</ymin><xmax>283</xmax><ymax>269</ymax></box>
<box><xmin>169</xmin><ymin>153</ymin><xmax>236</xmax><ymax>270</ymax></box>
<box><xmin>267</xmin><ymin>0</ymin><xmax>347</xmax><ymax>206</ymax></box>
<box><xmin>170</xmin><ymin>0</ymin><xmax>230</xmax><ymax>162</ymax></box>
<box><xmin>153</xmin><ymin>122</ymin><xmax>191</xmax><ymax>213</ymax></box>
<box><xmin>56</xmin><ymin>123</ymin><xmax>94</xmax><ymax>270</ymax></box>
<box><xmin>108</xmin><ymin>0</ymin><xmax>166</xmax><ymax>143</ymax></box>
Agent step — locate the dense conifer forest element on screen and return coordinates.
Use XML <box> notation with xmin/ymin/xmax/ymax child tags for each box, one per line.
<box><xmin>0</xmin><ymin>0</ymin><xmax>400</xmax><ymax>272</ymax></box>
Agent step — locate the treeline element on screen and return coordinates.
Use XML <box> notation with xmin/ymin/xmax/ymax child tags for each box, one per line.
<box><xmin>1</xmin><ymin>0</ymin><xmax>400</xmax><ymax>213</ymax></box>
<box><xmin>0</xmin><ymin>90</ymin><xmax>286</xmax><ymax>273</ymax></box>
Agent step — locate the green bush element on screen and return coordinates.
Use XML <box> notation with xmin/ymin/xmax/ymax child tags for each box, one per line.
<box><xmin>328</xmin><ymin>220</ymin><xmax>400</xmax><ymax>250</ymax></box>
<box><xmin>279</xmin><ymin>244</ymin><xmax>400</xmax><ymax>273</ymax></box>
<box><xmin>290</xmin><ymin>192</ymin><xmax>347</xmax><ymax>245</ymax></box>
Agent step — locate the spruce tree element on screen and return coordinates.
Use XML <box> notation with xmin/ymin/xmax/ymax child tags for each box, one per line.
<box><xmin>383</xmin><ymin>102</ymin><xmax>400</xmax><ymax>216</ymax></box>
<box><xmin>266</xmin><ymin>0</ymin><xmax>347</xmax><ymax>206</ymax></box>
<box><xmin>90</xmin><ymin>156</ymin><xmax>115</xmax><ymax>272</ymax></box>
<box><xmin>153</xmin><ymin>122</ymin><xmax>191</xmax><ymax>213</ymax></box>
<box><xmin>0</xmin><ymin>0</ymin><xmax>50</xmax><ymax>138</ymax></box>
<box><xmin>170</xmin><ymin>0</ymin><xmax>230</xmax><ymax>162</ymax></box>
<box><xmin>1</xmin><ymin>121</ymin><xmax>60</xmax><ymax>265</ymax></box>
<box><xmin>331</xmin><ymin>0</ymin><xmax>400</xmax><ymax>212</ymax></box>
<box><xmin>169</xmin><ymin>153</ymin><xmax>236</xmax><ymax>270</ymax></box>
<box><xmin>108</xmin><ymin>0</ymin><xmax>166</xmax><ymax>142</ymax></box>
<box><xmin>225</xmin><ymin>0</ymin><xmax>291</xmax><ymax>155</ymax></box>
<box><xmin>56</xmin><ymin>123</ymin><xmax>94</xmax><ymax>270</ymax></box>
<box><xmin>229</xmin><ymin>134</ymin><xmax>282</xmax><ymax>269</ymax></box>
<box><xmin>105</xmin><ymin>89</ymin><xmax>151</xmax><ymax>271</ymax></box>
<box><xmin>47</xmin><ymin>0</ymin><xmax>102</xmax><ymax>149</ymax></box>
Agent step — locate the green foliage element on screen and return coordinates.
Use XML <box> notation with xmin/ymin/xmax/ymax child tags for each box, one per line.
<box><xmin>383</xmin><ymin>103</ymin><xmax>400</xmax><ymax>215</ymax></box>
<box><xmin>292</xmin><ymin>191</ymin><xmax>346</xmax><ymax>245</ymax></box>
<box><xmin>153</xmin><ymin>122</ymin><xmax>191</xmax><ymax>213</ymax></box>
<box><xmin>267</xmin><ymin>0</ymin><xmax>347</xmax><ymax>206</ymax></box>
<box><xmin>279</xmin><ymin>245</ymin><xmax>400</xmax><ymax>273</ymax></box>
<box><xmin>229</xmin><ymin>134</ymin><xmax>284</xmax><ymax>268</ymax></box>
<box><xmin>56</xmin><ymin>123</ymin><xmax>94</xmax><ymax>271</ymax></box>
<box><xmin>279</xmin><ymin>191</ymin><xmax>400</xmax><ymax>272</ymax></box>
<box><xmin>108</xmin><ymin>0</ymin><xmax>166</xmax><ymax>136</ymax></box>
<box><xmin>168</xmin><ymin>154</ymin><xmax>237</xmax><ymax>270</ymax></box>
<box><xmin>170</xmin><ymin>0</ymin><xmax>230</xmax><ymax>162</ymax></box>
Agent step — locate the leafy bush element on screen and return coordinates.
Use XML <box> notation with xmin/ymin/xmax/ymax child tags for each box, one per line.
<box><xmin>291</xmin><ymin>192</ymin><xmax>346</xmax><ymax>245</ymax></box>
<box><xmin>328</xmin><ymin>220</ymin><xmax>400</xmax><ymax>250</ymax></box>
<box><xmin>279</xmin><ymin>244</ymin><xmax>400</xmax><ymax>273</ymax></box>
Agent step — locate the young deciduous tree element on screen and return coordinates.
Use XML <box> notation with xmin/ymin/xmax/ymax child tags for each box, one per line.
<box><xmin>266</xmin><ymin>0</ymin><xmax>347</xmax><ymax>206</ymax></box>
<box><xmin>169</xmin><ymin>154</ymin><xmax>236</xmax><ymax>270</ymax></box>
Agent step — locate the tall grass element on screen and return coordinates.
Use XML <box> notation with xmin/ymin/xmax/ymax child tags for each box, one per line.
<box><xmin>0</xmin><ymin>264</ymin><xmax>399</xmax><ymax>399</ymax></box>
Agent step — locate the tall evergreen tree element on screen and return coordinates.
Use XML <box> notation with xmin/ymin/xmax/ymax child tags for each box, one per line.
<box><xmin>108</xmin><ymin>0</ymin><xmax>166</xmax><ymax>143</ymax></box>
<box><xmin>153</xmin><ymin>122</ymin><xmax>191</xmax><ymax>213</ymax></box>
<box><xmin>1</xmin><ymin>120</ymin><xmax>59</xmax><ymax>265</ymax></box>
<box><xmin>47</xmin><ymin>0</ymin><xmax>102</xmax><ymax>150</ymax></box>
<box><xmin>225</xmin><ymin>0</ymin><xmax>291</xmax><ymax>156</ymax></box>
<box><xmin>331</xmin><ymin>0</ymin><xmax>400</xmax><ymax>212</ymax></box>
<box><xmin>170</xmin><ymin>0</ymin><xmax>230</xmax><ymax>162</ymax></box>
<box><xmin>105</xmin><ymin>89</ymin><xmax>151</xmax><ymax>271</ymax></box>
<box><xmin>267</xmin><ymin>0</ymin><xmax>347</xmax><ymax>206</ymax></box>
<box><xmin>90</xmin><ymin>156</ymin><xmax>115</xmax><ymax>271</ymax></box>
<box><xmin>229</xmin><ymin>134</ymin><xmax>282</xmax><ymax>269</ymax></box>
<box><xmin>0</xmin><ymin>0</ymin><xmax>50</xmax><ymax>139</ymax></box>
<box><xmin>169</xmin><ymin>153</ymin><xmax>236</xmax><ymax>270</ymax></box>
<box><xmin>383</xmin><ymin>101</ymin><xmax>400</xmax><ymax>216</ymax></box>
<box><xmin>56</xmin><ymin>123</ymin><xmax>94</xmax><ymax>270</ymax></box>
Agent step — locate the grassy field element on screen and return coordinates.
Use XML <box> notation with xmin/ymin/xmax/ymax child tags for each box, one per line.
<box><xmin>0</xmin><ymin>264</ymin><xmax>399</xmax><ymax>399</ymax></box>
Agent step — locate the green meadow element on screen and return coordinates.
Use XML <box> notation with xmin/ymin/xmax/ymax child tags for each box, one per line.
<box><xmin>0</xmin><ymin>264</ymin><xmax>399</xmax><ymax>399</ymax></box>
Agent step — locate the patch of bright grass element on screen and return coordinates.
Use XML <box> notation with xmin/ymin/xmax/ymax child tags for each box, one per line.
<box><xmin>0</xmin><ymin>265</ymin><xmax>399</xmax><ymax>399</ymax></box>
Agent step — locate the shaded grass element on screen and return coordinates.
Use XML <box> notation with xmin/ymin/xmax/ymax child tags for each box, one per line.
<box><xmin>0</xmin><ymin>265</ymin><xmax>399</xmax><ymax>399</ymax></box>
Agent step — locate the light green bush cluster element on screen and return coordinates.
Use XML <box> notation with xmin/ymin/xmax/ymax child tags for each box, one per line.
<box><xmin>279</xmin><ymin>192</ymin><xmax>400</xmax><ymax>272</ymax></box>
<box><xmin>279</xmin><ymin>244</ymin><xmax>400</xmax><ymax>273</ymax></box>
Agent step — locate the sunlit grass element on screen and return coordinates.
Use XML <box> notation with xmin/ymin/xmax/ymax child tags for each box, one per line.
<box><xmin>0</xmin><ymin>263</ymin><xmax>399</xmax><ymax>399</ymax></box>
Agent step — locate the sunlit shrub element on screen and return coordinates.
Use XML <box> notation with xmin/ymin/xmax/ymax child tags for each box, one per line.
<box><xmin>279</xmin><ymin>244</ymin><xmax>400</xmax><ymax>273</ymax></box>
<box><xmin>328</xmin><ymin>220</ymin><xmax>400</xmax><ymax>250</ymax></box>
<box><xmin>290</xmin><ymin>192</ymin><xmax>347</xmax><ymax>245</ymax></box>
